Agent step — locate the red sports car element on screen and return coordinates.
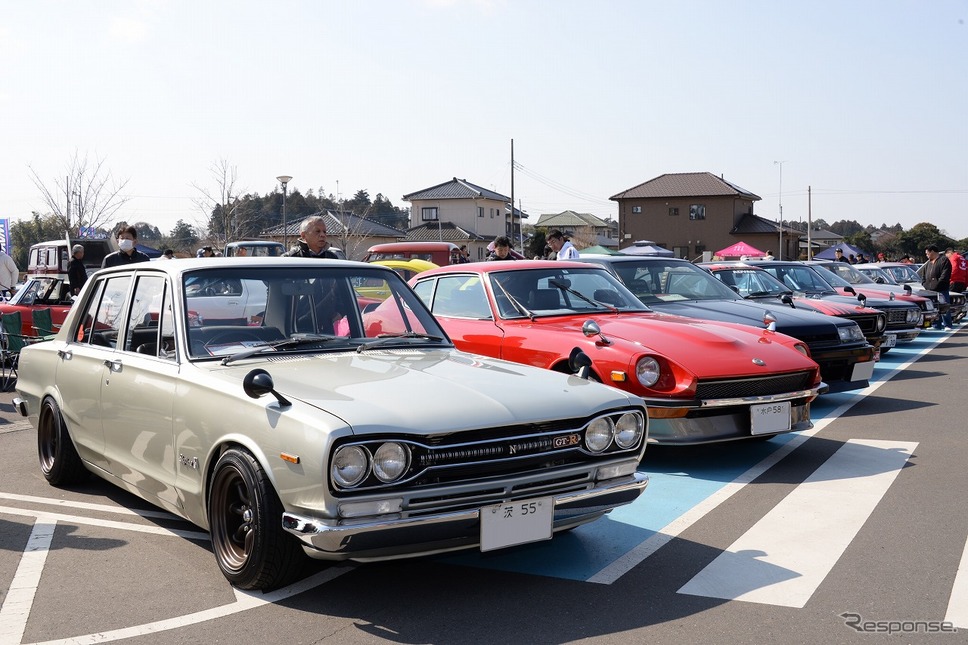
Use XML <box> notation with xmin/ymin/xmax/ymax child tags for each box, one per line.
<box><xmin>398</xmin><ymin>261</ymin><xmax>825</xmax><ymax>445</ymax></box>
<box><xmin>0</xmin><ymin>275</ymin><xmax>74</xmax><ymax>336</ymax></box>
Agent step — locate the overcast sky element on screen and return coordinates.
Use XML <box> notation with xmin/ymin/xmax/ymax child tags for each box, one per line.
<box><xmin>2</xmin><ymin>0</ymin><xmax>966</xmax><ymax>242</ymax></box>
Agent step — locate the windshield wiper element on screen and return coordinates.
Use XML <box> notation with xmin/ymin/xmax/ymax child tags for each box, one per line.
<box><xmin>356</xmin><ymin>332</ymin><xmax>444</xmax><ymax>353</ymax></box>
<box><xmin>492</xmin><ymin>278</ymin><xmax>535</xmax><ymax>321</ymax></box>
<box><xmin>221</xmin><ymin>334</ymin><xmax>341</xmax><ymax>365</ymax></box>
<box><xmin>549</xmin><ymin>278</ymin><xmax>618</xmax><ymax>312</ymax></box>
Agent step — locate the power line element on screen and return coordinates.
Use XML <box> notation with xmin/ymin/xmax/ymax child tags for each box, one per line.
<box><xmin>513</xmin><ymin>162</ymin><xmax>614</xmax><ymax>207</ymax></box>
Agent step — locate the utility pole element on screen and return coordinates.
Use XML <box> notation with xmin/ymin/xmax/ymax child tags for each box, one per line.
<box><xmin>807</xmin><ymin>186</ymin><xmax>813</xmax><ymax>260</ymax></box>
<box><xmin>774</xmin><ymin>161</ymin><xmax>786</xmax><ymax>259</ymax></box>
<box><xmin>510</xmin><ymin>139</ymin><xmax>515</xmax><ymax>247</ymax></box>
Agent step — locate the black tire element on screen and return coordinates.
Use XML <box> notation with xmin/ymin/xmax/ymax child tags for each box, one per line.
<box><xmin>37</xmin><ymin>398</ymin><xmax>88</xmax><ymax>486</ymax></box>
<box><xmin>208</xmin><ymin>448</ymin><xmax>303</xmax><ymax>590</ymax></box>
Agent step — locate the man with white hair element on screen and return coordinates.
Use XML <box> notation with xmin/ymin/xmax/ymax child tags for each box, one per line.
<box><xmin>68</xmin><ymin>244</ymin><xmax>88</xmax><ymax>295</ymax></box>
<box><xmin>284</xmin><ymin>215</ymin><xmax>340</xmax><ymax>259</ymax></box>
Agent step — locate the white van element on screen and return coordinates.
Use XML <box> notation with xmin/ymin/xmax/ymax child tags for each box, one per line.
<box><xmin>223</xmin><ymin>241</ymin><xmax>285</xmax><ymax>257</ymax></box>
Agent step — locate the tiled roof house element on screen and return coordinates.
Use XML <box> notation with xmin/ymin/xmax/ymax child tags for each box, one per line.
<box><xmin>611</xmin><ymin>172</ymin><xmax>802</xmax><ymax>260</ymax></box>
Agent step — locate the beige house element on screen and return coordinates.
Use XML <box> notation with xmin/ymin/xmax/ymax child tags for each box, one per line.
<box><xmin>611</xmin><ymin>172</ymin><xmax>801</xmax><ymax>260</ymax></box>
<box><xmin>403</xmin><ymin>178</ymin><xmax>526</xmax><ymax>260</ymax></box>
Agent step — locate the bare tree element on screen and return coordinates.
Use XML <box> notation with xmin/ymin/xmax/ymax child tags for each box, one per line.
<box><xmin>192</xmin><ymin>159</ymin><xmax>251</xmax><ymax>248</ymax></box>
<box><xmin>29</xmin><ymin>151</ymin><xmax>130</xmax><ymax>235</ymax></box>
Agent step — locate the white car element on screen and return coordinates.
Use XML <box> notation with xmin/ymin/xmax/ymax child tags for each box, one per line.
<box><xmin>14</xmin><ymin>257</ymin><xmax>649</xmax><ymax>590</ymax></box>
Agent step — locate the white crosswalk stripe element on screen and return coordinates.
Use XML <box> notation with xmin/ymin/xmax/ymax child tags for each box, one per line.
<box><xmin>678</xmin><ymin>439</ymin><xmax>917</xmax><ymax>608</ymax></box>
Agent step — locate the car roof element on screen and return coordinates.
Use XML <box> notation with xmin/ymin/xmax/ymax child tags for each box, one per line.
<box><xmin>93</xmin><ymin>257</ymin><xmax>394</xmax><ymax>276</ymax></box>
<box><xmin>417</xmin><ymin>259</ymin><xmax>592</xmax><ymax>278</ymax></box>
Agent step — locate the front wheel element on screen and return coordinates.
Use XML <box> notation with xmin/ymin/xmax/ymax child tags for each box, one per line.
<box><xmin>38</xmin><ymin>398</ymin><xmax>87</xmax><ymax>486</ymax></box>
<box><xmin>208</xmin><ymin>448</ymin><xmax>303</xmax><ymax>590</ymax></box>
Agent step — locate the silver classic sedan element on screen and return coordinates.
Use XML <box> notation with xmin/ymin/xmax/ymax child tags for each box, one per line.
<box><xmin>13</xmin><ymin>258</ymin><xmax>649</xmax><ymax>591</ymax></box>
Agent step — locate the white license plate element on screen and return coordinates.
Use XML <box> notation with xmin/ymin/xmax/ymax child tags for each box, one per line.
<box><xmin>881</xmin><ymin>333</ymin><xmax>897</xmax><ymax>348</ymax></box>
<box><xmin>480</xmin><ymin>497</ymin><xmax>554</xmax><ymax>551</ymax></box>
<box><xmin>850</xmin><ymin>359</ymin><xmax>876</xmax><ymax>382</ymax></box>
<box><xmin>750</xmin><ymin>401</ymin><xmax>792</xmax><ymax>435</ymax></box>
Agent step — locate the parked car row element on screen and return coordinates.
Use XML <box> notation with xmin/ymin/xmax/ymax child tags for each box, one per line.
<box><xmin>3</xmin><ymin>250</ymin><xmax>950</xmax><ymax>592</ymax></box>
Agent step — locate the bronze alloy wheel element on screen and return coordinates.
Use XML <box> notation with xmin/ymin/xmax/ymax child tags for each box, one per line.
<box><xmin>37</xmin><ymin>398</ymin><xmax>86</xmax><ymax>486</ymax></box>
<box><xmin>208</xmin><ymin>448</ymin><xmax>302</xmax><ymax>590</ymax></box>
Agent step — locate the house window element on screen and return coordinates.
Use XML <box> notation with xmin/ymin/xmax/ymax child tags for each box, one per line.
<box><xmin>478</xmin><ymin>206</ymin><xmax>484</xmax><ymax>218</ymax></box>
<box><xmin>632</xmin><ymin>206</ymin><xmax>642</xmax><ymax>213</ymax></box>
<box><xmin>689</xmin><ymin>205</ymin><xmax>705</xmax><ymax>220</ymax></box>
<box><xmin>421</xmin><ymin>207</ymin><xmax>438</xmax><ymax>221</ymax></box>
<box><xmin>490</xmin><ymin>208</ymin><xmax>495</xmax><ymax>218</ymax></box>
<box><xmin>668</xmin><ymin>207</ymin><xmax>679</xmax><ymax>216</ymax></box>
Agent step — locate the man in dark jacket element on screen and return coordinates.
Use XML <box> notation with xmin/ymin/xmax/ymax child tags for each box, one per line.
<box><xmin>284</xmin><ymin>216</ymin><xmax>340</xmax><ymax>259</ymax></box>
<box><xmin>486</xmin><ymin>237</ymin><xmax>516</xmax><ymax>261</ymax></box>
<box><xmin>102</xmin><ymin>226</ymin><xmax>151</xmax><ymax>268</ymax></box>
<box><xmin>919</xmin><ymin>244</ymin><xmax>953</xmax><ymax>330</ymax></box>
<box><xmin>68</xmin><ymin>244</ymin><xmax>88</xmax><ymax>295</ymax></box>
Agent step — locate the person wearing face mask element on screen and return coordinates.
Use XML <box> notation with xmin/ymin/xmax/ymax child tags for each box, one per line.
<box><xmin>102</xmin><ymin>225</ymin><xmax>151</xmax><ymax>268</ymax></box>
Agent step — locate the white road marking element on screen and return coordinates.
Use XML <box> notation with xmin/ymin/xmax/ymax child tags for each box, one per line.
<box><xmin>0</xmin><ymin>500</ymin><xmax>355</xmax><ymax>645</ymax></box>
<box><xmin>0</xmin><ymin>521</ymin><xmax>56</xmax><ymax>645</ymax></box>
<box><xmin>0</xmin><ymin>492</ymin><xmax>183</xmax><ymax>521</ymax></box>
<box><xmin>945</xmin><ymin>533</ymin><xmax>968</xmax><ymax>628</ymax></box>
<box><xmin>678</xmin><ymin>439</ymin><xmax>916</xmax><ymax>608</ymax></box>
<box><xmin>0</xmin><ymin>506</ymin><xmax>209</xmax><ymax>541</ymax></box>
<box><xmin>25</xmin><ymin>566</ymin><xmax>355</xmax><ymax>645</ymax></box>
<box><xmin>587</xmin><ymin>338</ymin><xmax>943</xmax><ymax>586</ymax></box>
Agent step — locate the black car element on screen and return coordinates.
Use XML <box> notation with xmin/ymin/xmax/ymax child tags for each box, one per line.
<box><xmin>575</xmin><ymin>255</ymin><xmax>876</xmax><ymax>393</ymax></box>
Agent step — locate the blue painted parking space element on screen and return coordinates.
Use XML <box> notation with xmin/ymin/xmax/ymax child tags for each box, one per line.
<box><xmin>442</xmin><ymin>325</ymin><xmax>958</xmax><ymax>581</ymax></box>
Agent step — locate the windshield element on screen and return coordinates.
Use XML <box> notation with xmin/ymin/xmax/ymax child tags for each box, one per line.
<box><xmin>11</xmin><ymin>277</ymin><xmax>73</xmax><ymax>306</ymax></box>
<box><xmin>609</xmin><ymin>259</ymin><xmax>740</xmax><ymax>304</ymax></box>
<box><xmin>711</xmin><ymin>268</ymin><xmax>790</xmax><ymax>297</ymax></box>
<box><xmin>182</xmin><ymin>266</ymin><xmax>450</xmax><ymax>360</ymax></box>
<box><xmin>487</xmin><ymin>267</ymin><xmax>650</xmax><ymax>318</ymax></box>
<box><xmin>819</xmin><ymin>262</ymin><xmax>874</xmax><ymax>285</ymax></box>
<box><xmin>883</xmin><ymin>264</ymin><xmax>921</xmax><ymax>283</ymax></box>
<box><xmin>759</xmin><ymin>264</ymin><xmax>842</xmax><ymax>293</ymax></box>
<box><xmin>859</xmin><ymin>267</ymin><xmax>898</xmax><ymax>285</ymax></box>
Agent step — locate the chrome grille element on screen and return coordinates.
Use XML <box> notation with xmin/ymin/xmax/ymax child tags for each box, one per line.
<box><xmin>696</xmin><ymin>370</ymin><xmax>815</xmax><ymax>400</ymax></box>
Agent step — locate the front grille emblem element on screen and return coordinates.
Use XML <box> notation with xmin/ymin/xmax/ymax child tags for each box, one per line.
<box><xmin>752</xmin><ymin>358</ymin><xmax>766</xmax><ymax>366</ymax></box>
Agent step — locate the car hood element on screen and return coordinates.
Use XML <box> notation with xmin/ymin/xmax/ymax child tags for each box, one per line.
<box><xmin>210</xmin><ymin>350</ymin><xmax>642</xmax><ymax>436</ymax></box>
<box><xmin>541</xmin><ymin>313</ymin><xmax>819</xmax><ymax>378</ymax></box>
<box><xmin>648</xmin><ymin>299</ymin><xmax>848</xmax><ymax>338</ymax></box>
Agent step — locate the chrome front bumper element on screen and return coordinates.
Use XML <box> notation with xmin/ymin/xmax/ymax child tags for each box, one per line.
<box><xmin>281</xmin><ymin>470</ymin><xmax>649</xmax><ymax>561</ymax></box>
<box><xmin>644</xmin><ymin>384</ymin><xmax>825</xmax><ymax>445</ymax></box>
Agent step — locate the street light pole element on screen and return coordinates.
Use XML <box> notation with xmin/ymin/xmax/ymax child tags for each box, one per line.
<box><xmin>277</xmin><ymin>175</ymin><xmax>292</xmax><ymax>249</ymax></box>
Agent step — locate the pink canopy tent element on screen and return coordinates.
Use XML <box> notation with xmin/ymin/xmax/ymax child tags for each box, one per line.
<box><xmin>715</xmin><ymin>241</ymin><xmax>766</xmax><ymax>258</ymax></box>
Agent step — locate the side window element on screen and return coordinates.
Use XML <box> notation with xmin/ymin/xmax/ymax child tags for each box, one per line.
<box><xmin>123</xmin><ymin>275</ymin><xmax>167</xmax><ymax>357</ymax></box>
<box><xmin>76</xmin><ymin>275</ymin><xmax>131</xmax><ymax>348</ymax></box>
<box><xmin>431</xmin><ymin>276</ymin><xmax>492</xmax><ymax>319</ymax></box>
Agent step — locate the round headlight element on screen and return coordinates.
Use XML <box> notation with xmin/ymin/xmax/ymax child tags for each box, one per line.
<box><xmin>372</xmin><ymin>442</ymin><xmax>410</xmax><ymax>483</ymax></box>
<box><xmin>614</xmin><ymin>412</ymin><xmax>645</xmax><ymax>449</ymax></box>
<box><xmin>585</xmin><ymin>417</ymin><xmax>614</xmax><ymax>453</ymax></box>
<box><xmin>792</xmin><ymin>343</ymin><xmax>810</xmax><ymax>357</ymax></box>
<box><xmin>636</xmin><ymin>357</ymin><xmax>661</xmax><ymax>387</ymax></box>
<box><xmin>332</xmin><ymin>445</ymin><xmax>369</xmax><ymax>488</ymax></box>
<box><xmin>876</xmin><ymin>314</ymin><xmax>886</xmax><ymax>332</ymax></box>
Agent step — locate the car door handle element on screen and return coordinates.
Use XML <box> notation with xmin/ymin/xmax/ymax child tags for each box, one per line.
<box><xmin>57</xmin><ymin>349</ymin><xmax>72</xmax><ymax>360</ymax></box>
<box><xmin>103</xmin><ymin>359</ymin><xmax>122</xmax><ymax>372</ymax></box>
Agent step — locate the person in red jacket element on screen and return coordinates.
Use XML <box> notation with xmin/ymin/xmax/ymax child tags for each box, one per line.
<box><xmin>946</xmin><ymin>248</ymin><xmax>967</xmax><ymax>293</ymax></box>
